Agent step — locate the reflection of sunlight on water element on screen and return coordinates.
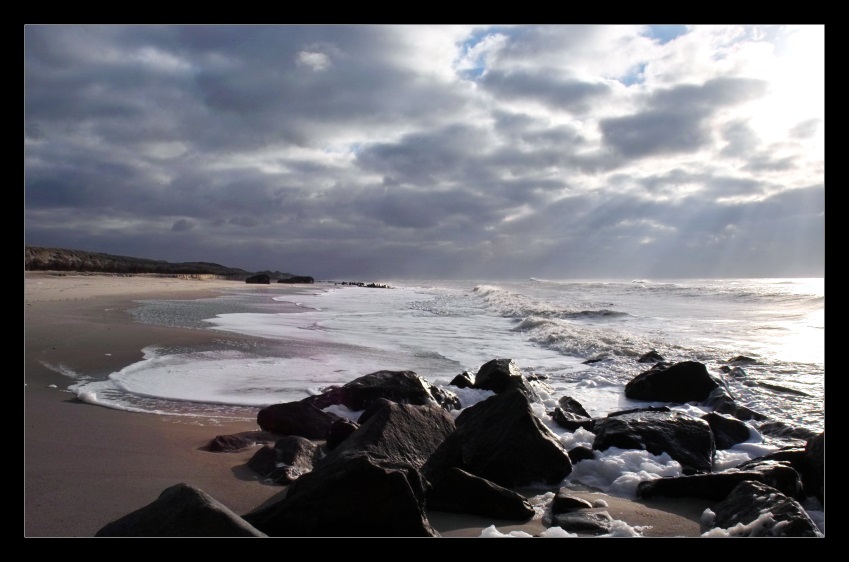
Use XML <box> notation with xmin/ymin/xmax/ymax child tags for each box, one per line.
<box><xmin>772</xmin><ymin>309</ymin><xmax>824</xmax><ymax>364</ymax></box>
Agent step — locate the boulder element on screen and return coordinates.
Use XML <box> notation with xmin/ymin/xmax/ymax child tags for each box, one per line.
<box><xmin>243</xmin><ymin>400</ymin><xmax>455</xmax><ymax>537</ymax></box>
<box><xmin>245</xmin><ymin>274</ymin><xmax>271</xmax><ymax>284</ymax></box>
<box><xmin>550</xmin><ymin>489</ymin><xmax>594</xmax><ymax>514</ymax></box>
<box><xmin>256</xmin><ymin>401</ymin><xmax>339</xmax><ymax>439</ymax></box>
<box><xmin>427</xmin><ymin>467</ymin><xmax>535</xmax><ymax>521</ymax></box>
<box><xmin>325</xmin><ymin>418</ymin><xmax>359</xmax><ymax>451</ymax></box>
<box><xmin>550</xmin><ymin>510</ymin><xmax>614</xmax><ymax>536</ymax></box>
<box><xmin>637</xmin><ymin>350</ymin><xmax>665</xmax><ymax>363</ymax></box>
<box><xmin>448</xmin><ymin>372</ymin><xmax>474</xmax><ymax>389</ymax></box>
<box><xmin>205</xmin><ymin>430</ymin><xmax>281</xmax><ymax>452</ymax></box>
<box><xmin>758</xmin><ymin>421</ymin><xmax>819</xmax><ymax>441</ymax></box>
<box><xmin>805</xmin><ymin>432</ymin><xmax>824</xmax><ymax>504</ymax></box>
<box><xmin>302</xmin><ymin>370</ymin><xmax>460</xmax><ymax>411</ymax></box>
<box><xmin>707</xmin><ymin>481</ymin><xmax>821</xmax><ymax>537</ymax></box>
<box><xmin>557</xmin><ymin>395</ymin><xmax>591</xmax><ymax>418</ymax></box>
<box><xmin>592</xmin><ymin>410</ymin><xmax>715</xmax><ymax>474</ymax></box>
<box><xmin>567</xmin><ymin>446</ymin><xmax>595</xmax><ymax>464</ymax></box>
<box><xmin>624</xmin><ymin>361</ymin><xmax>722</xmax><ymax>403</ymax></box>
<box><xmin>703</xmin><ymin>386</ymin><xmax>767</xmax><ymax>421</ymax></box>
<box><xmin>701</xmin><ymin>412</ymin><xmax>752</xmax><ymax>450</ymax></box>
<box><xmin>550</xmin><ymin>408</ymin><xmax>594</xmax><ymax>432</ymax></box>
<box><xmin>246</xmin><ymin>436</ymin><xmax>322</xmax><ymax>484</ymax></box>
<box><xmin>424</xmin><ymin>388</ymin><xmax>572</xmax><ymax>488</ymax></box>
<box><xmin>636</xmin><ymin>460</ymin><xmax>803</xmax><ymax>501</ymax></box>
<box><xmin>96</xmin><ymin>483</ymin><xmax>265</xmax><ymax>537</ymax></box>
<box><xmin>472</xmin><ymin>358</ymin><xmax>536</xmax><ymax>397</ymax></box>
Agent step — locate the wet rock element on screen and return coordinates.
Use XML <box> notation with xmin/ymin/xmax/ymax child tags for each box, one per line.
<box><xmin>707</xmin><ymin>481</ymin><xmax>821</xmax><ymax>537</ymax></box>
<box><xmin>701</xmin><ymin>412</ymin><xmax>752</xmax><ymax>450</ymax></box>
<box><xmin>247</xmin><ymin>436</ymin><xmax>322</xmax><ymax>484</ymax></box>
<box><xmin>427</xmin><ymin>467</ymin><xmax>535</xmax><ymax>521</ymax></box>
<box><xmin>256</xmin><ymin>401</ymin><xmax>339</xmax><ymax>439</ymax></box>
<box><xmin>302</xmin><ymin>370</ymin><xmax>461</xmax><ymax>411</ymax></box>
<box><xmin>624</xmin><ymin>361</ymin><xmax>722</xmax><ymax>403</ymax></box>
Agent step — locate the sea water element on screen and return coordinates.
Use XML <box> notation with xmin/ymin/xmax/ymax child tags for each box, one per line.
<box><xmin>61</xmin><ymin>277</ymin><xmax>824</xmax><ymax>525</ymax></box>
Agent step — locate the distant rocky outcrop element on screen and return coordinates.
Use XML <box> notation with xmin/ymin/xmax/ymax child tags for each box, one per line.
<box><xmin>279</xmin><ymin>276</ymin><xmax>315</xmax><ymax>284</ymax></box>
<box><xmin>245</xmin><ymin>273</ymin><xmax>271</xmax><ymax>284</ymax></box>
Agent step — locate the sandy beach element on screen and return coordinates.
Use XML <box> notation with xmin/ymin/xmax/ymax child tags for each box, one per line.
<box><xmin>24</xmin><ymin>272</ymin><xmax>712</xmax><ymax>538</ymax></box>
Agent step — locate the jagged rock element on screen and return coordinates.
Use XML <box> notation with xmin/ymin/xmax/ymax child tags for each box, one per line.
<box><xmin>448</xmin><ymin>372</ymin><xmax>474</xmax><ymax>389</ymax></box>
<box><xmin>473</xmin><ymin>358</ymin><xmax>535</xmax><ymax>397</ymax></box>
<box><xmin>424</xmin><ymin>388</ymin><xmax>572</xmax><ymax>488</ymax></box>
<box><xmin>278</xmin><ymin>276</ymin><xmax>314</xmax><ymax>284</ymax></box>
<box><xmin>636</xmin><ymin>460</ymin><xmax>803</xmax><ymax>501</ymax></box>
<box><xmin>325</xmin><ymin>418</ymin><xmax>359</xmax><ymax>451</ymax></box>
<box><xmin>256</xmin><ymin>401</ymin><xmax>339</xmax><ymax>439</ymax></box>
<box><xmin>427</xmin><ymin>467</ymin><xmax>535</xmax><ymax>521</ymax></box>
<box><xmin>245</xmin><ymin>274</ymin><xmax>271</xmax><ymax>284</ymax></box>
<box><xmin>205</xmin><ymin>430</ymin><xmax>281</xmax><ymax>452</ymax></box>
<box><xmin>624</xmin><ymin>361</ymin><xmax>722</xmax><ymax>403</ymax></box>
<box><xmin>301</xmin><ymin>370</ymin><xmax>460</xmax><ymax>411</ymax></box>
<box><xmin>567</xmin><ymin>446</ymin><xmax>595</xmax><ymax>464</ymax></box>
<box><xmin>550</xmin><ymin>489</ymin><xmax>594</xmax><ymax>514</ymax></box>
<box><xmin>637</xmin><ymin>350</ymin><xmax>665</xmax><ymax>363</ymax></box>
<box><xmin>96</xmin><ymin>483</ymin><xmax>265</xmax><ymax>537</ymax></box>
<box><xmin>550</xmin><ymin>408</ymin><xmax>594</xmax><ymax>431</ymax></box>
<box><xmin>592</xmin><ymin>410</ymin><xmax>715</xmax><ymax>474</ymax></box>
<box><xmin>702</xmin><ymin>386</ymin><xmax>767</xmax><ymax>421</ymax></box>
<box><xmin>805</xmin><ymin>432</ymin><xmax>824</xmax><ymax>504</ymax></box>
<box><xmin>707</xmin><ymin>481</ymin><xmax>821</xmax><ymax>537</ymax></box>
<box><xmin>758</xmin><ymin>421</ymin><xmax>819</xmax><ymax>441</ymax></box>
<box><xmin>558</xmin><ymin>396</ymin><xmax>591</xmax><ymax>418</ymax></box>
<box><xmin>243</xmin><ymin>400</ymin><xmax>455</xmax><ymax>537</ymax></box>
<box><xmin>247</xmin><ymin>436</ymin><xmax>322</xmax><ymax>484</ymax></box>
<box><xmin>701</xmin><ymin>412</ymin><xmax>752</xmax><ymax>450</ymax></box>
<box><xmin>550</xmin><ymin>510</ymin><xmax>614</xmax><ymax>535</ymax></box>
<box><xmin>606</xmin><ymin>406</ymin><xmax>671</xmax><ymax>417</ymax></box>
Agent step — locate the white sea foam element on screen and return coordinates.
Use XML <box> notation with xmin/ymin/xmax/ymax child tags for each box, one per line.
<box><xmin>479</xmin><ymin>525</ymin><xmax>534</xmax><ymax>538</ymax></box>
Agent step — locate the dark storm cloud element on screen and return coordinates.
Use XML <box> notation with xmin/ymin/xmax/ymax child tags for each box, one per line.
<box><xmin>601</xmin><ymin>78</ymin><xmax>768</xmax><ymax>159</ymax></box>
<box><xmin>480</xmin><ymin>69</ymin><xmax>611</xmax><ymax>113</ymax></box>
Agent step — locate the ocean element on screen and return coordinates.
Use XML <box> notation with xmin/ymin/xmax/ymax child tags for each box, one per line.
<box><xmin>61</xmin><ymin>277</ymin><xmax>824</xmax><ymax>523</ymax></box>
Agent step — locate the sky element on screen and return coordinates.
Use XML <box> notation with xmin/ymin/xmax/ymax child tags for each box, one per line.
<box><xmin>24</xmin><ymin>25</ymin><xmax>824</xmax><ymax>280</ymax></box>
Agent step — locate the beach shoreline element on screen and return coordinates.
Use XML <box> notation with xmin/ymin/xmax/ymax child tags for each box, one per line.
<box><xmin>24</xmin><ymin>272</ymin><xmax>712</xmax><ymax>538</ymax></box>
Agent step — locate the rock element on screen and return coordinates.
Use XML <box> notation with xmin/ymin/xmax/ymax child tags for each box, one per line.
<box><xmin>448</xmin><ymin>372</ymin><xmax>474</xmax><ymax>389</ymax></box>
<box><xmin>278</xmin><ymin>276</ymin><xmax>315</xmax><ymax>284</ymax></box>
<box><xmin>805</xmin><ymin>432</ymin><xmax>824</xmax><ymax>504</ymax></box>
<box><xmin>472</xmin><ymin>358</ymin><xmax>535</xmax><ymax>397</ymax></box>
<box><xmin>325</xmin><ymin>418</ymin><xmax>359</xmax><ymax>451</ymax></box>
<box><xmin>205</xmin><ymin>430</ymin><xmax>281</xmax><ymax>452</ymax></box>
<box><xmin>550</xmin><ymin>408</ymin><xmax>594</xmax><ymax>431</ymax></box>
<box><xmin>636</xmin><ymin>460</ymin><xmax>803</xmax><ymax>501</ymax></box>
<box><xmin>557</xmin><ymin>396</ymin><xmax>591</xmax><ymax>418</ymax></box>
<box><xmin>427</xmin><ymin>467</ymin><xmax>535</xmax><ymax>521</ymax></box>
<box><xmin>757</xmin><ymin>382</ymin><xmax>811</xmax><ymax>397</ymax></box>
<box><xmin>701</xmin><ymin>412</ymin><xmax>752</xmax><ymax>450</ymax></box>
<box><xmin>624</xmin><ymin>361</ymin><xmax>722</xmax><ymax>403</ymax></box>
<box><xmin>726</xmin><ymin>355</ymin><xmax>758</xmax><ymax>365</ymax></box>
<box><xmin>550</xmin><ymin>510</ymin><xmax>614</xmax><ymax>536</ymax></box>
<box><xmin>95</xmin><ymin>483</ymin><xmax>265</xmax><ymax>537</ymax></box>
<box><xmin>707</xmin><ymin>481</ymin><xmax>821</xmax><ymax>537</ymax></box>
<box><xmin>550</xmin><ymin>489</ymin><xmax>594</xmax><ymax>514</ymax></box>
<box><xmin>246</xmin><ymin>436</ymin><xmax>322</xmax><ymax>484</ymax></box>
<box><xmin>637</xmin><ymin>350</ymin><xmax>665</xmax><ymax>363</ymax></box>
<box><xmin>302</xmin><ymin>370</ymin><xmax>460</xmax><ymax>411</ymax></box>
<box><xmin>592</xmin><ymin>410</ymin><xmax>715</xmax><ymax>474</ymax></box>
<box><xmin>567</xmin><ymin>446</ymin><xmax>595</xmax><ymax>464</ymax></box>
<box><xmin>702</xmin><ymin>386</ymin><xmax>767</xmax><ymax>422</ymax></box>
<box><xmin>243</xmin><ymin>400</ymin><xmax>455</xmax><ymax>537</ymax></box>
<box><xmin>256</xmin><ymin>401</ymin><xmax>339</xmax><ymax>439</ymax></box>
<box><xmin>719</xmin><ymin>366</ymin><xmax>747</xmax><ymax>376</ymax></box>
<box><xmin>606</xmin><ymin>406</ymin><xmax>671</xmax><ymax>417</ymax></box>
<box><xmin>758</xmin><ymin>421</ymin><xmax>819</xmax><ymax>441</ymax></box>
<box><xmin>245</xmin><ymin>274</ymin><xmax>271</xmax><ymax>284</ymax></box>
<box><xmin>424</xmin><ymin>388</ymin><xmax>572</xmax><ymax>488</ymax></box>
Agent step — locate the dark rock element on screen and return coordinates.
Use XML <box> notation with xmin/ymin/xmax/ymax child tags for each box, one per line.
<box><xmin>757</xmin><ymin>382</ymin><xmax>811</xmax><ymax>397</ymax></box>
<box><xmin>96</xmin><ymin>483</ymin><xmax>265</xmax><ymax>537</ymax></box>
<box><xmin>636</xmin><ymin>461</ymin><xmax>803</xmax><ymax>501</ymax></box>
<box><xmin>567</xmin><ymin>446</ymin><xmax>595</xmax><ymax>464</ymax></box>
<box><xmin>637</xmin><ymin>350</ymin><xmax>665</xmax><ymax>363</ymax></box>
<box><xmin>701</xmin><ymin>412</ymin><xmax>752</xmax><ymax>450</ymax></box>
<box><xmin>703</xmin><ymin>386</ymin><xmax>767</xmax><ymax>421</ymax></box>
<box><xmin>592</xmin><ymin>410</ymin><xmax>715</xmax><ymax>474</ymax></box>
<box><xmin>726</xmin><ymin>355</ymin><xmax>758</xmax><ymax>365</ymax></box>
<box><xmin>707</xmin><ymin>481</ymin><xmax>821</xmax><ymax>537</ymax></box>
<box><xmin>719</xmin><ymin>365</ymin><xmax>747</xmax><ymax>376</ymax></box>
<box><xmin>244</xmin><ymin>454</ymin><xmax>437</xmax><ymax>537</ymax></box>
<box><xmin>448</xmin><ymin>372</ymin><xmax>474</xmax><ymax>389</ymax></box>
<box><xmin>550</xmin><ymin>489</ymin><xmax>594</xmax><ymax>514</ymax></box>
<box><xmin>427</xmin><ymin>467</ymin><xmax>535</xmax><ymax>521</ymax></box>
<box><xmin>550</xmin><ymin>407</ymin><xmax>594</xmax><ymax>432</ymax></box>
<box><xmin>473</xmin><ymin>358</ymin><xmax>535</xmax><ymax>397</ymax></box>
<box><xmin>205</xmin><ymin>430</ymin><xmax>281</xmax><ymax>452</ymax></box>
<box><xmin>550</xmin><ymin>511</ymin><xmax>614</xmax><ymax>536</ymax></box>
<box><xmin>424</xmin><ymin>388</ymin><xmax>572</xmax><ymax>488</ymax></box>
<box><xmin>606</xmin><ymin>406</ymin><xmax>671</xmax><ymax>417</ymax></box>
<box><xmin>245</xmin><ymin>274</ymin><xmax>271</xmax><ymax>284</ymax></box>
<box><xmin>624</xmin><ymin>361</ymin><xmax>722</xmax><ymax>403</ymax></box>
<box><xmin>247</xmin><ymin>436</ymin><xmax>322</xmax><ymax>484</ymax></box>
<box><xmin>558</xmin><ymin>395</ymin><xmax>591</xmax><ymax>418</ymax></box>
<box><xmin>244</xmin><ymin>400</ymin><xmax>455</xmax><ymax>537</ymax></box>
<box><xmin>805</xmin><ymin>432</ymin><xmax>824</xmax><ymax>504</ymax></box>
<box><xmin>256</xmin><ymin>401</ymin><xmax>339</xmax><ymax>439</ymax></box>
<box><xmin>325</xmin><ymin>418</ymin><xmax>359</xmax><ymax>451</ymax></box>
<box><xmin>582</xmin><ymin>356</ymin><xmax>608</xmax><ymax>365</ymax></box>
<box><xmin>302</xmin><ymin>370</ymin><xmax>460</xmax><ymax>411</ymax></box>
<box><xmin>278</xmin><ymin>276</ymin><xmax>314</xmax><ymax>284</ymax></box>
